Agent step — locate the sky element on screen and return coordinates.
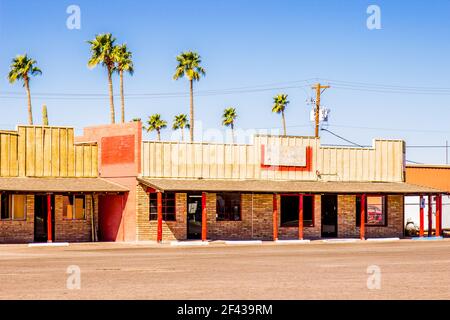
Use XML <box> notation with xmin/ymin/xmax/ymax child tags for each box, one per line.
<box><xmin>1</xmin><ymin>0</ymin><xmax>450</xmax><ymax>164</ymax></box>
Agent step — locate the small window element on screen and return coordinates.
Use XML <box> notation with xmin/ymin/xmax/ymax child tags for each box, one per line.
<box><xmin>0</xmin><ymin>194</ymin><xmax>27</xmax><ymax>221</ymax></box>
<box><xmin>149</xmin><ymin>192</ymin><xmax>176</xmax><ymax>221</ymax></box>
<box><xmin>216</xmin><ymin>193</ymin><xmax>241</xmax><ymax>221</ymax></box>
<box><xmin>63</xmin><ymin>195</ymin><xmax>86</xmax><ymax>220</ymax></box>
<box><xmin>281</xmin><ymin>195</ymin><xmax>314</xmax><ymax>227</ymax></box>
<box><xmin>356</xmin><ymin>196</ymin><xmax>387</xmax><ymax>226</ymax></box>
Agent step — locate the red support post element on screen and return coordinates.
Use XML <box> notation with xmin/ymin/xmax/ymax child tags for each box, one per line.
<box><xmin>299</xmin><ymin>194</ymin><xmax>304</xmax><ymax>240</ymax></box>
<box><xmin>436</xmin><ymin>194</ymin><xmax>442</xmax><ymax>237</ymax></box>
<box><xmin>157</xmin><ymin>192</ymin><xmax>163</xmax><ymax>243</ymax></box>
<box><xmin>273</xmin><ymin>194</ymin><xmax>278</xmax><ymax>241</ymax></box>
<box><xmin>419</xmin><ymin>195</ymin><xmax>424</xmax><ymax>237</ymax></box>
<box><xmin>440</xmin><ymin>195</ymin><xmax>443</xmax><ymax>235</ymax></box>
<box><xmin>360</xmin><ymin>194</ymin><xmax>366</xmax><ymax>240</ymax></box>
<box><xmin>201</xmin><ymin>192</ymin><xmax>207</xmax><ymax>242</ymax></box>
<box><xmin>47</xmin><ymin>194</ymin><xmax>52</xmax><ymax>243</ymax></box>
<box><xmin>428</xmin><ymin>195</ymin><xmax>433</xmax><ymax>237</ymax></box>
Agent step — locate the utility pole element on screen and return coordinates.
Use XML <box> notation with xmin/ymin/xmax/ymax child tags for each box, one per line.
<box><xmin>312</xmin><ymin>83</ymin><xmax>330</xmax><ymax>138</ymax></box>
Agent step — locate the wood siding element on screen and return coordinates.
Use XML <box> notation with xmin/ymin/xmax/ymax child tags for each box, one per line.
<box><xmin>0</xmin><ymin>126</ymin><xmax>98</xmax><ymax>178</ymax></box>
<box><xmin>141</xmin><ymin>136</ymin><xmax>405</xmax><ymax>182</ymax></box>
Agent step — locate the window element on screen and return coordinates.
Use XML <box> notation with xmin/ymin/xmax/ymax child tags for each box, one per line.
<box><xmin>356</xmin><ymin>196</ymin><xmax>387</xmax><ymax>226</ymax></box>
<box><xmin>216</xmin><ymin>193</ymin><xmax>241</xmax><ymax>221</ymax></box>
<box><xmin>149</xmin><ymin>192</ymin><xmax>176</xmax><ymax>221</ymax></box>
<box><xmin>63</xmin><ymin>195</ymin><xmax>86</xmax><ymax>220</ymax></box>
<box><xmin>280</xmin><ymin>195</ymin><xmax>314</xmax><ymax>227</ymax></box>
<box><xmin>0</xmin><ymin>194</ymin><xmax>27</xmax><ymax>221</ymax></box>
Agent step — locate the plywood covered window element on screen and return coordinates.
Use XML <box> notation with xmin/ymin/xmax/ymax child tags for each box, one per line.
<box><xmin>0</xmin><ymin>194</ymin><xmax>27</xmax><ymax>221</ymax></box>
<box><xmin>63</xmin><ymin>195</ymin><xmax>86</xmax><ymax>220</ymax></box>
<box><xmin>149</xmin><ymin>192</ymin><xmax>176</xmax><ymax>221</ymax></box>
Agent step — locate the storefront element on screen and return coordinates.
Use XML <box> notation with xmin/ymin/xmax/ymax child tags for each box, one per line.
<box><xmin>135</xmin><ymin>135</ymin><xmax>442</xmax><ymax>241</ymax></box>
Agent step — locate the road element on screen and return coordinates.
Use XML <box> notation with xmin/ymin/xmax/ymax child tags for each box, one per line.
<box><xmin>0</xmin><ymin>240</ymin><xmax>449</xmax><ymax>300</ymax></box>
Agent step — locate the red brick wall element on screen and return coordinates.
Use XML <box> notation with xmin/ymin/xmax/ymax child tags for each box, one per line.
<box><xmin>0</xmin><ymin>195</ymin><xmax>34</xmax><ymax>244</ymax></box>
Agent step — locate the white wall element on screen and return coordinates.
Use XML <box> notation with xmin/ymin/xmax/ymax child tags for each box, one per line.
<box><xmin>405</xmin><ymin>196</ymin><xmax>450</xmax><ymax>229</ymax></box>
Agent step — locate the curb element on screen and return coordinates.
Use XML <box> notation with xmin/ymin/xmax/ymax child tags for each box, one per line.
<box><xmin>224</xmin><ymin>240</ymin><xmax>263</xmax><ymax>246</ymax></box>
<box><xmin>366</xmin><ymin>238</ymin><xmax>400</xmax><ymax>242</ymax></box>
<box><xmin>275</xmin><ymin>240</ymin><xmax>311</xmax><ymax>245</ymax></box>
<box><xmin>28</xmin><ymin>242</ymin><xmax>69</xmax><ymax>248</ymax></box>
<box><xmin>170</xmin><ymin>241</ymin><xmax>209</xmax><ymax>247</ymax></box>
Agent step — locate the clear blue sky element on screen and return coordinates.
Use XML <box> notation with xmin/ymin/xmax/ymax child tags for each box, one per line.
<box><xmin>1</xmin><ymin>0</ymin><xmax>450</xmax><ymax>164</ymax></box>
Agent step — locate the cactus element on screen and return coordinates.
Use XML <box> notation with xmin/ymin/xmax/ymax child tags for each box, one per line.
<box><xmin>42</xmin><ymin>104</ymin><xmax>49</xmax><ymax>126</ymax></box>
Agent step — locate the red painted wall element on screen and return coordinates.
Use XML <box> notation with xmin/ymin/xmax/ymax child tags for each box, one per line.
<box><xmin>77</xmin><ymin>122</ymin><xmax>142</xmax><ymax>242</ymax></box>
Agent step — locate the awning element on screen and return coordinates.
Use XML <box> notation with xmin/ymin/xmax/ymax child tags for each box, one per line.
<box><xmin>138</xmin><ymin>177</ymin><xmax>443</xmax><ymax>194</ymax></box>
<box><xmin>0</xmin><ymin>177</ymin><xmax>128</xmax><ymax>193</ymax></box>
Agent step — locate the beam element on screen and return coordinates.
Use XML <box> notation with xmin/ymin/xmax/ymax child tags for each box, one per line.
<box><xmin>299</xmin><ymin>194</ymin><xmax>304</xmax><ymax>240</ymax></box>
<box><xmin>47</xmin><ymin>194</ymin><xmax>52</xmax><ymax>243</ymax></box>
<box><xmin>201</xmin><ymin>192</ymin><xmax>207</xmax><ymax>242</ymax></box>
<box><xmin>419</xmin><ymin>195</ymin><xmax>424</xmax><ymax>237</ymax></box>
<box><xmin>157</xmin><ymin>192</ymin><xmax>163</xmax><ymax>243</ymax></box>
<box><xmin>436</xmin><ymin>194</ymin><xmax>442</xmax><ymax>237</ymax></box>
<box><xmin>360</xmin><ymin>194</ymin><xmax>366</xmax><ymax>240</ymax></box>
<box><xmin>273</xmin><ymin>194</ymin><xmax>278</xmax><ymax>241</ymax></box>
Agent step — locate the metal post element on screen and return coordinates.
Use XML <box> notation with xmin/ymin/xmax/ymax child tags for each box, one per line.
<box><xmin>436</xmin><ymin>194</ymin><xmax>441</xmax><ymax>237</ymax></box>
<box><xmin>201</xmin><ymin>192</ymin><xmax>207</xmax><ymax>242</ymax></box>
<box><xmin>157</xmin><ymin>192</ymin><xmax>163</xmax><ymax>243</ymax></box>
<box><xmin>360</xmin><ymin>194</ymin><xmax>366</xmax><ymax>240</ymax></box>
<box><xmin>299</xmin><ymin>194</ymin><xmax>304</xmax><ymax>240</ymax></box>
<box><xmin>428</xmin><ymin>195</ymin><xmax>433</xmax><ymax>237</ymax></box>
<box><xmin>273</xmin><ymin>194</ymin><xmax>278</xmax><ymax>241</ymax></box>
<box><xmin>419</xmin><ymin>195</ymin><xmax>424</xmax><ymax>237</ymax></box>
<box><xmin>47</xmin><ymin>194</ymin><xmax>53</xmax><ymax>243</ymax></box>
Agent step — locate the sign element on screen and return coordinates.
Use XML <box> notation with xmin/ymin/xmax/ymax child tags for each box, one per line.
<box><xmin>263</xmin><ymin>145</ymin><xmax>307</xmax><ymax>167</ymax></box>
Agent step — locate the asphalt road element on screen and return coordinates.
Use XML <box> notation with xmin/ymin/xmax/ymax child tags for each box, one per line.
<box><xmin>0</xmin><ymin>240</ymin><xmax>449</xmax><ymax>300</ymax></box>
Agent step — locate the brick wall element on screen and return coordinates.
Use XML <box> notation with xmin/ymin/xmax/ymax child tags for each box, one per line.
<box><xmin>54</xmin><ymin>194</ymin><xmax>98</xmax><ymax>242</ymax></box>
<box><xmin>136</xmin><ymin>184</ymin><xmax>186</xmax><ymax>241</ymax></box>
<box><xmin>338</xmin><ymin>195</ymin><xmax>404</xmax><ymax>238</ymax></box>
<box><xmin>0</xmin><ymin>195</ymin><xmax>34</xmax><ymax>244</ymax></box>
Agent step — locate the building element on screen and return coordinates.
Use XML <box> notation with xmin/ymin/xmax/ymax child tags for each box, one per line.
<box><xmin>1</xmin><ymin>123</ymin><xmax>444</xmax><ymax>243</ymax></box>
<box><xmin>0</xmin><ymin>126</ymin><xmax>128</xmax><ymax>243</ymax></box>
<box><xmin>405</xmin><ymin>165</ymin><xmax>450</xmax><ymax>235</ymax></box>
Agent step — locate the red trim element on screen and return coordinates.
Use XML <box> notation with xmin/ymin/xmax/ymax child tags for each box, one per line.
<box><xmin>201</xmin><ymin>192</ymin><xmax>207</xmax><ymax>241</ymax></box>
<box><xmin>261</xmin><ymin>145</ymin><xmax>313</xmax><ymax>172</ymax></box>
<box><xmin>47</xmin><ymin>194</ymin><xmax>53</xmax><ymax>243</ymax></box>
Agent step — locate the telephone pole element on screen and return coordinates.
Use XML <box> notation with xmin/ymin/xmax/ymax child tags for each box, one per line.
<box><xmin>312</xmin><ymin>83</ymin><xmax>330</xmax><ymax>138</ymax></box>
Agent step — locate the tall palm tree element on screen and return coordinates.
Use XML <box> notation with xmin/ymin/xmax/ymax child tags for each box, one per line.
<box><xmin>172</xmin><ymin>113</ymin><xmax>190</xmax><ymax>142</ymax></box>
<box><xmin>113</xmin><ymin>44</ymin><xmax>134</xmax><ymax>123</ymax></box>
<box><xmin>222</xmin><ymin>107</ymin><xmax>237</xmax><ymax>144</ymax></box>
<box><xmin>8</xmin><ymin>54</ymin><xmax>42</xmax><ymax>125</ymax></box>
<box><xmin>145</xmin><ymin>114</ymin><xmax>167</xmax><ymax>141</ymax></box>
<box><xmin>87</xmin><ymin>33</ymin><xmax>117</xmax><ymax>124</ymax></box>
<box><xmin>173</xmin><ymin>51</ymin><xmax>205</xmax><ymax>142</ymax></box>
<box><xmin>272</xmin><ymin>94</ymin><xmax>290</xmax><ymax>136</ymax></box>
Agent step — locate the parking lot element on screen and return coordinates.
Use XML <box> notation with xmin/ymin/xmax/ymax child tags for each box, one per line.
<box><xmin>0</xmin><ymin>240</ymin><xmax>449</xmax><ymax>300</ymax></box>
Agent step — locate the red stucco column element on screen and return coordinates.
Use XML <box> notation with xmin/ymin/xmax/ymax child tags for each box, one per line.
<box><xmin>47</xmin><ymin>194</ymin><xmax>52</xmax><ymax>243</ymax></box>
<box><xmin>273</xmin><ymin>194</ymin><xmax>278</xmax><ymax>241</ymax></box>
<box><xmin>201</xmin><ymin>192</ymin><xmax>207</xmax><ymax>242</ymax></box>
<box><xmin>436</xmin><ymin>194</ymin><xmax>442</xmax><ymax>237</ymax></box>
<box><xmin>298</xmin><ymin>194</ymin><xmax>304</xmax><ymax>240</ymax></box>
<box><xmin>360</xmin><ymin>194</ymin><xmax>366</xmax><ymax>240</ymax></box>
<box><xmin>419</xmin><ymin>195</ymin><xmax>424</xmax><ymax>237</ymax></box>
<box><xmin>428</xmin><ymin>195</ymin><xmax>433</xmax><ymax>237</ymax></box>
<box><xmin>157</xmin><ymin>192</ymin><xmax>163</xmax><ymax>243</ymax></box>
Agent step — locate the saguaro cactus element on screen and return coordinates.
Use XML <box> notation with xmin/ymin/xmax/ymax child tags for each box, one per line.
<box><xmin>42</xmin><ymin>104</ymin><xmax>49</xmax><ymax>126</ymax></box>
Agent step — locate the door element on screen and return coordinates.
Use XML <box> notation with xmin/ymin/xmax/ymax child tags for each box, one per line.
<box><xmin>187</xmin><ymin>193</ymin><xmax>203</xmax><ymax>239</ymax></box>
<box><xmin>34</xmin><ymin>195</ymin><xmax>55</xmax><ymax>242</ymax></box>
<box><xmin>321</xmin><ymin>195</ymin><xmax>338</xmax><ymax>238</ymax></box>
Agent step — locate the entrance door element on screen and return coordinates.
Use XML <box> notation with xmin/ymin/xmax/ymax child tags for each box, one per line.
<box><xmin>321</xmin><ymin>195</ymin><xmax>338</xmax><ymax>238</ymax></box>
<box><xmin>34</xmin><ymin>195</ymin><xmax>55</xmax><ymax>242</ymax></box>
<box><xmin>187</xmin><ymin>193</ymin><xmax>203</xmax><ymax>239</ymax></box>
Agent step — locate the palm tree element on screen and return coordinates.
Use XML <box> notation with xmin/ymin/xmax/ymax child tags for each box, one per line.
<box><xmin>173</xmin><ymin>51</ymin><xmax>205</xmax><ymax>142</ymax></box>
<box><xmin>272</xmin><ymin>94</ymin><xmax>290</xmax><ymax>136</ymax></box>
<box><xmin>8</xmin><ymin>54</ymin><xmax>42</xmax><ymax>125</ymax></box>
<box><xmin>113</xmin><ymin>44</ymin><xmax>134</xmax><ymax>123</ymax></box>
<box><xmin>87</xmin><ymin>33</ymin><xmax>117</xmax><ymax>124</ymax></box>
<box><xmin>145</xmin><ymin>114</ymin><xmax>167</xmax><ymax>141</ymax></box>
<box><xmin>172</xmin><ymin>113</ymin><xmax>190</xmax><ymax>142</ymax></box>
<box><xmin>222</xmin><ymin>107</ymin><xmax>237</xmax><ymax>144</ymax></box>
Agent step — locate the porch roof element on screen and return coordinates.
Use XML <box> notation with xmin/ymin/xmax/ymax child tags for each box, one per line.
<box><xmin>0</xmin><ymin>177</ymin><xmax>128</xmax><ymax>193</ymax></box>
<box><xmin>138</xmin><ymin>177</ymin><xmax>443</xmax><ymax>195</ymax></box>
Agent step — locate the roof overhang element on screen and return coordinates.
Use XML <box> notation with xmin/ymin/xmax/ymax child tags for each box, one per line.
<box><xmin>137</xmin><ymin>178</ymin><xmax>444</xmax><ymax>195</ymax></box>
<box><xmin>0</xmin><ymin>177</ymin><xmax>129</xmax><ymax>193</ymax></box>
